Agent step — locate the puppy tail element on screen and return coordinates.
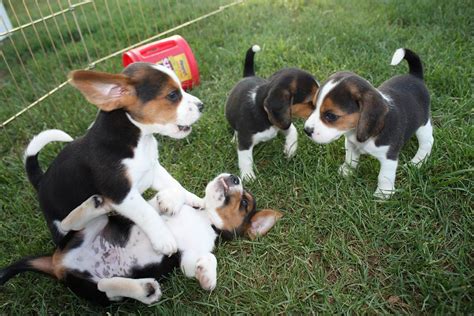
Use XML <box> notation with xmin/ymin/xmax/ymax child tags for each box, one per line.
<box><xmin>0</xmin><ymin>255</ymin><xmax>55</xmax><ymax>286</ymax></box>
<box><xmin>390</xmin><ymin>48</ymin><xmax>424</xmax><ymax>80</ymax></box>
<box><xmin>25</xmin><ymin>129</ymin><xmax>73</xmax><ymax>190</ymax></box>
<box><xmin>243</xmin><ymin>45</ymin><xmax>261</xmax><ymax>77</ymax></box>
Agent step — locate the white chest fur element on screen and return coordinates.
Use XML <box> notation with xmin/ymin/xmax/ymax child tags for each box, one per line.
<box><xmin>252</xmin><ymin>126</ymin><xmax>278</xmax><ymax>145</ymax></box>
<box><xmin>164</xmin><ymin>206</ymin><xmax>216</xmax><ymax>255</ymax></box>
<box><xmin>122</xmin><ymin>134</ymin><xmax>160</xmax><ymax>193</ymax></box>
<box><xmin>346</xmin><ymin>132</ymin><xmax>389</xmax><ymax>159</ymax></box>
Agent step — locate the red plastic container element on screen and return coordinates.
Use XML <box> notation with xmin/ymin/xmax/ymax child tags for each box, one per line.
<box><xmin>123</xmin><ymin>35</ymin><xmax>199</xmax><ymax>90</ymax></box>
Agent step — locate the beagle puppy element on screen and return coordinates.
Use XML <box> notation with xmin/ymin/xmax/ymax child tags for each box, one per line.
<box><xmin>0</xmin><ymin>174</ymin><xmax>282</xmax><ymax>305</ymax></box>
<box><xmin>24</xmin><ymin>63</ymin><xmax>203</xmax><ymax>255</ymax></box>
<box><xmin>225</xmin><ymin>45</ymin><xmax>319</xmax><ymax>181</ymax></box>
<box><xmin>304</xmin><ymin>48</ymin><xmax>433</xmax><ymax>198</ymax></box>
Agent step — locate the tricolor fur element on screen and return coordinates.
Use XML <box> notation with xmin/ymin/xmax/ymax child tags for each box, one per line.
<box><xmin>304</xmin><ymin>48</ymin><xmax>433</xmax><ymax>198</ymax></box>
<box><xmin>225</xmin><ymin>45</ymin><xmax>320</xmax><ymax>181</ymax></box>
<box><xmin>0</xmin><ymin>174</ymin><xmax>282</xmax><ymax>305</ymax></box>
<box><xmin>24</xmin><ymin>62</ymin><xmax>204</xmax><ymax>255</ymax></box>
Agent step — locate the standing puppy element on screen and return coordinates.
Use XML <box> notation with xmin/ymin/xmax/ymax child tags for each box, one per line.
<box><xmin>25</xmin><ymin>63</ymin><xmax>204</xmax><ymax>254</ymax></box>
<box><xmin>225</xmin><ymin>45</ymin><xmax>319</xmax><ymax>181</ymax></box>
<box><xmin>304</xmin><ymin>48</ymin><xmax>433</xmax><ymax>198</ymax></box>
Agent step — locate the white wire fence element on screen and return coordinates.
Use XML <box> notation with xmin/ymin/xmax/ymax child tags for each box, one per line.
<box><xmin>0</xmin><ymin>0</ymin><xmax>243</xmax><ymax>129</ymax></box>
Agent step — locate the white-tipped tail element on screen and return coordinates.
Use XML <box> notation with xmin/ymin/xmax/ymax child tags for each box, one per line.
<box><xmin>25</xmin><ymin>129</ymin><xmax>73</xmax><ymax>157</ymax></box>
<box><xmin>390</xmin><ymin>48</ymin><xmax>405</xmax><ymax>66</ymax></box>
<box><xmin>252</xmin><ymin>45</ymin><xmax>261</xmax><ymax>53</ymax></box>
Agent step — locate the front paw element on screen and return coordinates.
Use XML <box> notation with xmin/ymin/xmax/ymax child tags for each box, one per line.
<box><xmin>150</xmin><ymin>229</ymin><xmax>178</xmax><ymax>256</ymax></box>
<box><xmin>284</xmin><ymin>141</ymin><xmax>297</xmax><ymax>158</ymax></box>
<box><xmin>187</xmin><ymin>194</ymin><xmax>205</xmax><ymax>209</ymax></box>
<box><xmin>241</xmin><ymin>168</ymin><xmax>256</xmax><ymax>182</ymax></box>
<box><xmin>409</xmin><ymin>157</ymin><xmax>426</xmax><ymax>168</ymax></box>
<box><xmin>338</xmin><ymin>163</ymin><xmax>354</xmax><ymax>177</ymax></box>
<box><xmin>195</xmin><ymin>254</ymin><xmax>217</xmax><ymax>291</ymax></box>
<box><xmin>156</xmin><ymin>188</ymin><xmax>185</xmax><ymax>216</ymax></box>
<box><xmin>373</xmin><ymin>187</ymin><xmax>395</xmax><ymax>200</ymax></box>
<box><xmin>135</xmin><ymin>279</ymin><xmax>162</xmax><ymax>305</ymax></box>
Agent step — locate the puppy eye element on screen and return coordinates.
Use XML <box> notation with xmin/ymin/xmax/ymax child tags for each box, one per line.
<box><xmin>324</xmin><ymin>112</ymin><xmax>339</xmax><ymax>122</ymax></box>
<box><xmin>240</xmin><ymin>199</ymin><xmax>248</xmax><ymax>209</ymax></box>
<box><xmin>167</xmin><ymin>90</ymin><xmax>180</xmax><ymax>102</ymax></box>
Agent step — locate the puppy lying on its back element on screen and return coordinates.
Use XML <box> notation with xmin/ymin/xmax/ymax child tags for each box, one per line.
<box><xmin>0</xmin><ymin>174</ymin><xmax>282</xmax><ymax>305</ymax></box>
<box><xmin>226</xmin><ymin>45</ymin><xmax>320</xmax><ymax>181</ymax></box>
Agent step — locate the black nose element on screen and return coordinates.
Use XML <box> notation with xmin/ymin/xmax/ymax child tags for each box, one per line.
<box><xmin>304</xmin><ymin>127</ymin><xmax>314</xmax><ymax>137</ymax></box>
<box><xmin>229</xmin><ymin>174</ymin><xmax>240</xmax><ymax>185</ymax></box>
<box><xmin>197</xmin><ymin>102</ymin><xmax>204</xmax><ymax>112</ymax></box>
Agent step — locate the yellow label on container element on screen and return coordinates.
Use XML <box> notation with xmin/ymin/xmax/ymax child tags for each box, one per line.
<box><xmin>157</xmin><ymin>53</ymin><xmax>192</xmax><ymax>82</ymax></box>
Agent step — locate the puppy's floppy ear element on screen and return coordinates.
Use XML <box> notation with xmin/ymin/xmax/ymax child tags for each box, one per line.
<box><xmin>264</xmin><ymin>88</ymin><xmax>292</xmax><ymax>130</ymax></box>
<box><xmin>246</xmin><ymin>209</ymin><xmax>283</xmax><ymax>240</ymax></box>
<box><xmin>291</xmin><ymin>101</ymin><xmax>315</xmax><ymax>119</ymax></box>
<box><xmin>289</xmin><ymin>79</ymin><xmax>320</xmax><ymax>119</ymax></box>
<box><xmin>69</xmin><ymin>70</ymin><xmax>137</xmax><ymax>112</ymax></box>
<box><xmin>354</xmin><ymin>89</ymin><xmax>389</xmax><ymax>142</ymax></box>
<box><xmin>291</xmin><ymin>83</ymin><xmax>319</xmax><ymax>119</ymax></box>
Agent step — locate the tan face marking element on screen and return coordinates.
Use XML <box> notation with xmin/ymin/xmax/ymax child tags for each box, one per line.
<box><xmin>216</xmin><ymin>191</ymin><xmax>255</xmax><ymax>231</ymax></box>
<box><xmin>291</xmin><ymin>81</ymin><xmax>318</xmax><ymax>119</ymax></box>
<box><xmin>69</xmin><ymin>64</ymin><xmax>187</xmax><ymax>128</ymax></box>
<box><xmin>126</xmin><ymin>76</ymin><xmax>181</xmax><ymax>125</ymax></box>
<box><xmin>319</xmin><ymin>96</ymin><xmax>360</xmax><ymax>131</ymax></box>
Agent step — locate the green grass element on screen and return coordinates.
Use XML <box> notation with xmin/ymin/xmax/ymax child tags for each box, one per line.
<box><xmin>0</xmin><ymin>0</ymin><xmax>473</xmax><ymax>314</ymax></box>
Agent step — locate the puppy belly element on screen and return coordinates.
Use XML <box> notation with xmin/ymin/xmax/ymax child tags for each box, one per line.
<box><xmin>63</xmin><ymin>227</ymin><xmax>163</xmax><ymax>282</ymax></box>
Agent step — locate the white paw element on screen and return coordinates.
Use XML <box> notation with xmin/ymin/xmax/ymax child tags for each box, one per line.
<box><xmin>338</xmin><ymin>163</ymin><xmax>354</xmax><ymax>177</ymax></box>
<box><xmin>241</xmin><ymin>169</ymin><xmax>256</xmax><ymax>182</ymax></box>
<box><xmin>195</xmin><ymin>255</ymin><xmax>217</xmax><ymax>291</ymax></box>
<box><xmin>135</xmin><ymin>279</ymin><xmax>162</xmax><ymax>305</ymax></box>
<box><xmin>187</xmin><ymin>195</ymin><xmax>205</xmax><ymax>209</ymax></box>
<box><xmin>156</xmin><ymin>188</ymin><xmax>185</xmax><ymax>216</ymax></box>
<box><xmin>373</xmin><ymin>187</ymin><xmax>395</xmax><ymax>199</ymax></box>
<box><xmin>410</xmin><ymin>157</ymin><xmax>427</xmax><ymax>168</ymax></box>
<box><xmin>284</xmin><ymin>141</ymin><xmax>297</xmax><ymax>158</ymax></box>
<box><xmin>150</xmin><ymin>228</ymin><xmax>178</xmax><ymax>256</ymax></box>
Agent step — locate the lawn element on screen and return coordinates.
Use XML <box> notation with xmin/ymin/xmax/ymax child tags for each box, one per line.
<box><xmin>0</xmin><ymin>0</ymin><xmax>472</xmax><ymax>314</ymax></box>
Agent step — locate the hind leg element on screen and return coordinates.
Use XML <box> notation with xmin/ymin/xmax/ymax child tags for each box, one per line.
<box><xmin>180</xmin><ymin>251</ymin><xmax>217</xmax><ymax>291</ymax></box>
<box><xmin>411</xmin><ymin>120</ymin><xmax>434</xmax><ymax>166</ymax></box>
<box><xmin>60</xmin><ymin>195</ymin><xmax>110</xmax><ymax>232</ymax></box>
<box><xmin>97</xmin><ymin>277</ymin><xmax>162</xmax><ymax>304</ymax></box>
